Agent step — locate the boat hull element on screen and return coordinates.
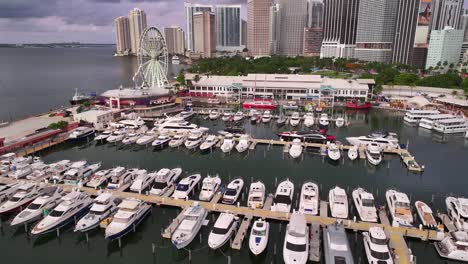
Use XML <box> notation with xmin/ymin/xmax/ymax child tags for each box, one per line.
<box><xmin>105</xmin><ymin>205</ymin><xmax>151</xmax><ymax>240</ymax></box>
<box><xmin>346</xmin><ymin>102</ymin><xmax>372</xmax><ymax>109</ymax></box>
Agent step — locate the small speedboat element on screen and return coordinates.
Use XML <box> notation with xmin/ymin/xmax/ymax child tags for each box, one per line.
<box><xmin>171</xmin><ymin>204</ymin><xmax>208</xmax><ymax>249</ymax></box>
<box><xmin>283</xmin><ymin>212</ymin><xmax>309</xmax><ymax>264</ymax></box>
<box><xmin>95</xmin><ymin>130</ymin><xmax>113</xmax><ymax>142</ymax></box>
<box><xmin>74</xmin><ymin>192</ymin><xmax>120</xmax><ymax>232</ymax></box>
<box><xmin>298</xmin><ymin>182</ymin><xmax>319</xmax><ymax>215</ymax></box>
<box><xmin>262</xmin><ymin>111</ymin><xmax>272</xmax><ymax>123</ymax></box>
<box><xmin>289</xmin><ymin>138</ymin><xmax>303</xmax><ymax>159</ymax></box>
<box><xmin>319</xmin><ymin>113</ymin><xmax>329</xmax><ymax>129</ymax></box>
<box><xmin>352</xmin><ymin>187</ymin><xmax>378</xmax><ymax>222</ymax></box>
<box><xmin>222</xmin><ymin>178</ymin><xmax>244</xmax><ymax>204</ymax></box>
<box><xmin>366</xmin><ymin>143</ymin><xmax>382</xmax><ymax>166</ymax></box>
<box><xmin>169</xmin><ymin>132</ymin><xmax>187</xmax><ymax>148</ymax></box>
<box><xmin>363</xmin><ymin>227</ymin><xmax>393</xmax><ymax>264</ymax></box>
<box><xmin>152</xmin><ymin>134</ymin><xmax>171</xmax><ymax>149</ymax></box>
<box><xmin>221</xmin><ymin>111</ymin><xmax>233</xmax><ymax>122</ymax></box>
<box><xmin>0</xmin><ymin>183</ymin><xmax>43</xmax><ymax>214</ymax></box>
<box><xmin>249</xmin><ymin>218</ymin><xmax>269</xmax><ymax>255</ymax></box>
<box><xmin>415</xmin><ymin>200</ymin><xmax>437</xmax><ymax>229</ymax></box>
<box><xmin>327</xmin><ymin>143</ymin><xmax>341</xmax><ymax>161</ymax></box>
<box><xmin>200</xmin><ymin>135</ymin><xmax>219</xmax><ymax>152</ymax></box>
<box><xmin>172</xmin><ymin>174</ymin><xmax>201</xmax><ymax>200</ymax></box>
<box><xmin>335</xmin><ymin>117</ymin><xmax>345</xmax><ymax>127</ymax></box>
<box><xmin>208</xmin><ymin>213</ymin><xmax>238</xmax><ymax>249</ymax></box>
<box><xmin>107</xmin><ymin>130</ymin><xmax>126</xmax><ymax>143</ymax></box>
<box><xmin>324</xmin><ymin>222</ymin><xmax>354</xmax><ymax>263</ymax></box>
<box><xmin>136</xmin><ymin>131</ymin><xmax>157</xmax><ymax>145</ymax></box>
<box><xmin>129</xmin><ymin>169</ymin><xmax>153</xmax><ymax>193</ymax></box>
<box><xmin>184</xmin><ymin>130</ymin><xmax>204</xmax><ymax>150</ymax></box>
<box><xmin>209</xmin><ymin>109</ymin><xmax>220</xmax><ymax>120</ymax></box>
<box><xmin>221</xmin><ymin>133</ymin><xmax>236</xmax><ymax>153</ymax></box>
<box><xmin>199</xmin><ymin>175</ymin><xmax>221</xmax><ymax>201</ymax></box>
<box><xmin>348</xmin><ymin>145</ymin><xmax>358</xmax><ymax>160</ymax></box>
<box><xmin>247</xmin><ymin>181</ymin><xmax>266</xmax><ymax>208</ymax></box>
<box><xmin>233</xmin><ymin>111</ymin><xmax>244</xmax><ymax>122</ymax></box>
<box><xmin>149</xmin><ymin>168</ymin><xmax>182</xmax><ymax>196</ymax></box>
<box><xmin>235</xmin><ymin>134</ymin><xmax>251</xmax><ymax>153</ymax></box>
<box><xmin>104</xmin><ymin>198</ymin><xmax>151</xmax><ymax>240</ymax></box>
<box><xmin>386</xmin><ymin>189</ymin><xmax>413</xmax><ymax>226</ymax></box>
<box><xmin>271</xmin><ymin>179</ymin><xmax>294</xmax><ymax>213</ymax></box>
<box><xmin>303</xmin><ymin>112</ymin><xmax>314</xmax><ymax>127</ymax></box>
<box><xmin>329</xmin><ymin>186</ymin><xmax>348</xmax><ymax>219</ymax></box>
<box><xmin>289</xmin><ymin>112</ymin><xmax>301</xmax><ymax>127</ymax></box>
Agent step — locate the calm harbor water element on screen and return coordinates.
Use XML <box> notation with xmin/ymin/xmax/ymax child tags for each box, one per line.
<box><xmin>0</xmin><ymin>47</ymin><xmax>467</xmax><ymax>263</ymax></box>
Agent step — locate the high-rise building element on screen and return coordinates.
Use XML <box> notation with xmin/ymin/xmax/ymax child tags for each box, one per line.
<box><xmin>215</xmin><ymin>5</ymin><xmax>242</xmax><ymax>51</ymax></box>
<box><xmin>185</xmin><ymin>3</ymin><xmax>214</xmax><ymax>51</ymax></box>
<box><xmin>128</xmin><ymin>8</ymin><xmax>147</xmax><ymax>55</ymax></box>
<box><xmin>431</xmin><ymin>0</ymin><xmax>464</xmax><ymax>31</ymax></box>
<box><xmin>354</xmin><ymin>0</ymin><xmax>398</xmax><ymax>62</ymax></box>
<box><xmin>459</xmin><ymin>9</ymin><xmax>468</xmax><ymax>62</ymax></box>
<box><xmin>247</xmin><ymin>0</ymin><xmax>273</xmax><ymax>56</ymax></box>
<box><xmin>164</xmin><ymin>26</ymin><xmax>185</xmax><ymax>55</ymax></box>
<box><xmin>392</xmin><ymin>0</ymin><xmax>419</xmax><ymax>64</ymax></box>
<box><xmin>193</xmin><ymin>11</ymin><xmax>216</xmax><ymax>58</ymax></box>
<box><xmin>114</xmin><ymin>16</ymin><xmax>131</xmax><ymax>55</ymax></box>
<box><xmin>303</xmin><ymin>0</ymin><xmax>324</xmax><ymax>56</ymax></box>
<box><xmin>241</xmin><ymin>19</ymin><xmax>247</xmax><ymax>47</ymax></box>
<box><xmin>321</xmin><ymin>0</ymin><xmax>360</xmax><ymax>59</ymax></box>
<box><xmin>411</xmin><ymin>0</ymin><xmax>432</xmax><ymax>68</ymax></box>
<box><xmin>269</xmin><ymin>4</ymin><xmax>281</xmax><ymax>54</ymax></box>
<box><xmin>275</xmin><ymin>0</ymin><xmax>308</xmax><ymax>56</ymax></box>
<box><xmin>426</xmin><ymin>27</ymin><xmax>464</xmax><ymax>68</ymax></box>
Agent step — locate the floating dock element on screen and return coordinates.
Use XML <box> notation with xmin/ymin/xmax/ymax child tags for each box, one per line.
<box><xmin>231</xmin><ymin>214</ymin><xmax>253</xmax><ymax>250</ymax></box>
<box><xmin>309</xmin><ymin>222</ymin><xmax>321</xmax><ymax>262</ymax></box>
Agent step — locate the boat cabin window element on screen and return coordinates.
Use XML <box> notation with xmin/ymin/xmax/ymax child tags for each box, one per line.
<box><xmin>274</xmin><ymin>194</ymin><xmax>292</xmax><ymax>205</ymax></box>
<box><xmin>153</xmin><ymin>181</ymin><xmax>168</xmax><ymax>190</ymax></box>
<box><xmin>176</xmin><ymin>184</ymin><xmax>189</xmax><ymax>192</ymax></box>
<box><xmin>110</xmin><ymin>176</ymin><xmax>120</xmax><ymax>183</ymax></box>
<box><xmin>370</xmin><ymin>249</ymin><xmax>390</xmax><ymax>260</ymax></box>
<box><xmin>212</xmin><ymin>221</ymin><xmax>233</xmax><ymax>235</ymax></box>
<box><xmin>370</xmin><ymin>236</ymin><xmax>387</xmax><ymax>245</ymax></box>
<box><xmin>49</xmin><ymin>209</ymin><xmax>65</xmax><ymax>217</ymax></box>
<box><xmin>89</xmin><ymin>209</ymin><xmax>106</xmax><ymax>215</ymax></box>
<box><xmin>252</xmin><ymin>228</ymin><xmax>266</xmax><ymax>236</ymax></box>
<box><xmin>225</xmin><ymin>188</ymin><xmax>238</xmax><ymax>196</ymax></box>
<box><xmin>113</xmin><ymin>216</ymin><xmax>129</xmax><ymax>224</ymax></box>
<box><xmin>333</xmin><ymin>256</ymin><xmax>346</xmax><ymax>264</ymax></box>
<box><xmin>362</xmin><ymin>198</ymin><xmax>374</xmax><ymax>207</ymax></box>
<box><xmin>9</xmin><ymin>196</ymin><xmax>22</xmax><ymax>202</ymax></box>
<box><xmin>250</xmin><ymin>196</ymin><xmax>263</xmax><ymax>202</ymax></box>
<box><xmin>395</xmin><ymin>201</ymin><xmax>410</xmax><ymax>209</ymax></box>
<box><xmin>27</xmin><ymin>203</ymin><xmax>42</xmax><ymax>210</ymax></box>
<box><xmin>285</xmin><ymin>241</ymin><xmax>307</xmax><ymax>252</ymax></box>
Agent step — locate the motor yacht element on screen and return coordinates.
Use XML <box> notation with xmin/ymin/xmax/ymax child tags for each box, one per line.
<box><xmin>31</xmin><ymin>191</ymin><xmax>92</xmax><ymax>235</ymax></box>
<box><xmin>91</xmin><ymin>167</ymin><xmax>126</xmax><ymax>189</ymax></box>
<box><xmin>107</xmin><ymin>129</ymin><xmax>126</xmax><ymax>143</ymax></box>
<box><xmin>233</xmin><ymin>111</ymin><xmax>244</xmax><ymax>122</ymax></box>
<box><xmin>289</xmin><ymin>112</ymin><xmax>300</xmax><ymax>127</ymax></box>
<box><xmin>221</xmin><ymin>133</ymin><xmax>236</xmax><ymax>153</ymax></box>
<box><xmin>104</xmin><ymin>198</ymin><xmax>151</xmax><ymax>240</ymax></box>
<box><xmin>242</xmin><ymin>100</ymin><xmax>277</xmax><ymax>110</ymax></box>
<box><xmin>247</xmin><ymin>181</ymin><xmax>266</xmax><ymax>208</ymax></box>
<box><xmin>329</xmin><ymin>186</ymin><xmax>348</xmax><ymax>219</ymax></box>
<box><xmin>352</xmin><ymin>188</ymin><xmax>378</xmax><ymax>222</ymax></box>
<box><xmin>156</xmin><ymin>120</ymin><xmax>208</xmax><ymax>135</ymax></box>
<box><xmin>199</xmin><ymin>175</ymin><xmax>221</xmax><ymax>201</ymax></box>
<box><xmin>366</xmin><ymin>143</ymin><xmax>382</xmax><ymax>166</ymax></box>
<box><xmin>222</xmin><ymin>111</ymin><xmax>233</xmax><ymax>122</ymax></box>
<box><xmin>324</xmin><ymin>222</ymin><xmax>354</xmax><ymax>264</ymax></box>
<box><xmin>208</xmin><ymin>213</ymin><xmax>238</xmax><ymax>249</ymax></box>
<box><xmin>129</xmin><ymin>169</ymin><xmax>153</xmax><ymax>193</ymax></box>
<box><xmin>319</xmin><ymin>113</ymin><xmax>329</xmax><ymax>128</ymax></box>
<box><xmin>446</xmin><ymin>197</ymin><xmax>468</xmax><ymax>231</ymax></box>
<box><xmin>403</xmin><ymin>109</ymin><xmax>440</xmax><ymax>124</ymax></box>
<box><xmin>48</xmin><ymin>160</ymin><xmax>72</xmax><ymax>182</ymax></box>
<box><xmin>122</xmin><ymin>129</ymin><xmax>145</xmax><ymax>145</ymax></box>
<box><xmin>335</xmin><ymin>117</ymin><xmax>345</xmax><ymax>127</ymax></box>
<box><xmin>149</xmin><ymin>168</ymin><xmax>182</xmax><ymax>196</ymax></box>
<box><xmin>209</xmin><ymin>109</ymin><xmax>220</xmax><ymax>120</ymax></box>
<box><xmin>0</xmin><ymin>183</ymin><xmax>43</xmax><ymax>214</ymax></box>
<box><xmin>118</xmin><ymin>117</ymin><xmax>145</xmax><ymax>128</ymax></box>
<box><xmin>184</xmin><ymin>130</ymin><xmax>205</xmax><ymax>150</ymax></box>
<box><xmin>63</xmin><ymin>162</ymin><xmax>101</xmax><ymax>185</ymax></box>
<box><xmin>433</xmin><ymin>118</ymin><xmax>468</xmax><ymax>134</ymax></box>
<box><xmin>86</xmin><ymin>169</ymin><xmax>110</xmax><ymax>188</ymax></box>
<box><xmin>303</xmin><ymin>112</ymin><xmax>314</xmax><ymax>128</ymax></box>
<box><xmin>415</xmin><ymin>200</ymin><xmax>437</xmax><ymax>229</ymax></box>
<box><xmin>348</xmin><ymin>145</ymin><xmax>358</xmax><ymax>160</ymax></box>
<box><xmin>289</xmin><ymin>138</ymin><xmax>303</xmax><ymax>159</ymax></box>
<box><xmin>278</xmin><ymin>130</ymin><xmax>335</xmax><ymax>143</ymax></box>
<box><xmin>178</xmin><ymin>109</ymin><xmax>195</xmax><ymax>120</ymax></box>
<box><xmin>95</xmin><ymin>129</ymin><xmax>113</xmax><ymax>142</ymax></box>
<box><xmin>222</xmin><ymin>178</ymin><xmax>244</xmax><ymax>204</ymax></box>
<box><xmin>200</xmin><ymin>135</ymin><xmax>219</xmax><ymax>152</ymax></box>
<box><xmin>235</xmin><ymin>134</ymin><xmax>251</xmax><ymax>153</ymax></box>
<box><xmin>363</xmin><ymin>227</ymin><xmax>393</xmax><ymax>264</ymax></box>
<box><xmin>283</xmin><ymin>212</ymin><xmax>309</xmax><ymax>264</ymax></box>
<box><xmin>136</xmin><ymin>130</ymin><xmax>157</xmax><ymax>145</ymax></box>
<box><xmin>8</xmin><ymin>163</ymin><xmax>33</xmax><ymax>179</ymax></box>
<box><xmin>152</xmin><ymin>134</ymin><xmax>172</xmax><ymax>149</ymax></box>
<box><xmin>435</xmin><ymin>231</ymin><xmax>468</xmax><ymax>262</ymax></box>
<box><xmin>172</xmin><ymin>174</ymin><xmax>201</xmax><ymax>200</ymax></box>
<box><xmin>298</xmin><ymin>182</ymin><xmax>319</xmax><ymax>215</ymax></box>
<box><xmin>346</xmin><ymin>132</ymin><xmax>399</xmax><ymax>149</ymax></box>
<box><xmin>10</xmin><ymin>187</ymin><xmax>64</xmax><ymax>226</ymax></box>
<box><xmin>262</xmin><ymin>111</ymin><xmax>272</xmax><ymax>123</ymax></box>
<box><xmin>0</xmin><ymin>183</ymin><xmax>20</xmax><ymax>203</ymax></box>
<box><xmin>68</xmin><ymin>127</ymin><xmax>95</xmax><ymax>141</ymax></box>
<box><xmin>171</xmin><ymin>204</ymin><xmax>208</xmax><ymax>249</ymax></box>
<box><xmin>386</xmin><ymin>189</ymin><xmax>413</xmax><ymax>226</ymax></box>
<box><xmin>169</xmin><ymin>132</ymin><xmax>188</xmax><ymax>148</ymax></box>
<box><xmin>56</xmin><ymin>160</ymin><xmax>87</xmax><ymax>183</ymax></box>
<box><xmin>419</xmin><ymin>114</ymin><xmax>455</xmax><ymax>130</ymax></box>
<box><xmin>271</xmin><ymin>179</ymin><xmax>294</xmax><ymax>213</ymax></box>
<box><xmin>327</xmin><ymin>143</ymin><xmax>341</xmax><ymax>161</ymax></box>
<box><xmin>74</xmin><ymin>192</ymin><xmax>120</xmax><ymax>232</ymax></box>
<box><xmin>249</xmin><ymin>218</ymin><xmax>269</xmax><ymax>255</ymax></box>
<box><xmin>26</xmin><ymin>162</ymin><xmax>50</xmax><ymax>181</ymax></box>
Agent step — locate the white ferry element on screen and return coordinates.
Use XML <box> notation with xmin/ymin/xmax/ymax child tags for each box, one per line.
<box><xmin>403</xmin><ymin>109</ymin><xmax>440</xmax><ymax>124</ymax></box>
<box><xmin>433</xmin><ymin>118</ymin><xmax>468</xmax><ymax>134</ymax></box>
<box><xmin>418</xmin><ymin>114</ymin><xmax>455</xmax><ymax>130</ymax></box>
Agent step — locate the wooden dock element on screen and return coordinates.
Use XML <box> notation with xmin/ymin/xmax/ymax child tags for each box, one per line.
<box><xmin>262</xmin><ymin>194</ymin><xmax>274</xmax><ymax>211</ymax></box>
<box><xmin>15</xmin><ymin>133</ymin><xmax>70</xmax><ymax>157</ymax></box>
<box><xmin>319</xmin><ymin>200</ymin><xmax>328</xmax><ymax>219</ymax></box>
<box><xmin>309</xmin><ymin>222</ymin><xmax>321</xmax><ymax>262</ymax></box>
<box><xmin>388</xmin><ymin>231</ymin><xmax>414</xmax><ymax>264</ymax></box>
<box><xmin>231</xmin><ymin>214</ymin><xmax>253</xmax><ymax>250</ymax></box>
<box><xmin>379</xmin><ymin>206</ymin><xmax>391</xmax><ymax>226</ymax></box>
<box><xmin>162</xmin><ymin>207</ymin><xmax>189</xmax><ymax>239</ymax></box>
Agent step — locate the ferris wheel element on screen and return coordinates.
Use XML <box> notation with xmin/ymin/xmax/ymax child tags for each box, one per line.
<box><xmin>133</xmin><ymin>27</ymin><xmax>169</xmax><ymax>89</ymax></box>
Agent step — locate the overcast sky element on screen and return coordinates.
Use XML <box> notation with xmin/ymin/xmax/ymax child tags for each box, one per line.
<box><xmin>0</xmin><ymin>0</ymin><xmax>245</xmax><ymax>44</ymax></box>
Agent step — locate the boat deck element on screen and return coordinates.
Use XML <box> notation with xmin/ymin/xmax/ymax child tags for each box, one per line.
<box><xmin>162</xmin><ymin>207</ymin><xmax>189</xmax><ymax>239</ymax></box>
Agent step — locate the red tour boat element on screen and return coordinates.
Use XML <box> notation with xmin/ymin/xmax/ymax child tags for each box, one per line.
<box><xmin>345</xmin><ymin>101</ymin><xmax>372</xmax><ymax>109</ymax></box>
<box><xmin>242</xmin><ymin>99</ymin><xmax>277</xmax><ymax>110</ymax></box>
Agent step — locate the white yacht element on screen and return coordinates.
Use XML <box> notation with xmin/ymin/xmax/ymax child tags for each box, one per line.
<box><xmin>435</xmin><ymin>231</ymin><xmax>468</xmax><ymax>262</ymax></box>
<box><xmin>222</xmin><ymin>178</ymin><xmax>244</xmax><ymax>204</ymax></box>
<box><xmin>419</xmin><ymin>114</ymin><xmax>455</xmax><ymax>130</ymax></box>
<box><xmin>209</xmin><ymin>109</ymin><xmax>220</xmax><ymax>120</ymax></box>
<box><xmin>249</xmin><ymin>218</ymin><xmax>269</xmax><ymax>255</ymax></box>
<box><xmin>200</xmin><ymin>135</ymin><xmax>219</xmax><ymax>152</ymax></box>
<box><xmin>136</xmin><ymin>130</ymin><xmax>157</xmax><ymax>146</ymax></box>
<box><xmin>8</xmin><ymin>163</ymin><xmax>33</xmax><ymax>179</ymax></box>
<box><xmin>68</xmin><ymin>127</ymin><xmax>95</xmax><ymax>140</ymax></box>
<box><xmin>106</xmin><ymin>169</ymin><xmax>135</xmax><ymax>190</ymax></box>
<box><xmin>74</xmin><ymin>192</ymin><xmax>120</xmax><ymax>232</ymax></box>
<box><xmin>63</xmin><ymin>162</ymin><xmax>101</xmax><ymax>185</ymax></box>
<box><xmin>48</xmin><ymin>160</ymin><xmax>72</xmax><ymax>182</ymax></box>
<box><xmin>348</xmin><ymin>145</ymin><xmax>358</xmax><ymax>160</ymax></box>
<box><xmin>105</xmin><ymin>198</ymin><xmax>151</xmax><ymax>240</ymax></box>
<box><xmin>95</xmin><ymin>129</ymin><xmax>113</xmax><ymax>141</ymax></box>
<box><xmin>233</xmin><ymin>111</ymin><xmax>244</xmax><ymax>122</ymax></box>
<box><xmin>298</xmin><ymin>182</ymin><xmax>319</xmax><ymax>215</ymax></box>
<box><xmin>208</xmin><ymin>213</ymin><xmax>238</xmax><ymax>249</ymax></box>
<box><xmin>221</xmin><ymin>133</ymin><xmax>236</xmax><ymax>153</ymax></box>
<box><xmin>199</xmin><ymin>175</ymin><xmax>221</xmax><ymax>201</ymax></box>
<box><xmin>415</xmin><ymin>200</ymin><xmax>437</xmax><ymax>229</ymax></box>
<box><xmin>122</xmin><ymin>129</ymin><xmax>146</xmax><ymax>145</ymax></box>
<box><xmin>118</xmin><ymin>117</ymin><xmax>145</xmax><ymax>128</ymax></box>
<box><xmin>283</xmin><ymin>212</ymin><xmax>309</xmax><ymax>264</ymax></box>
<box><xmin>289</xmin><ymin>138</ymin><xmax>303</xmax><ymax>159</ymax></box>
<box><xmin>26</xmin><ymin>162</ymin><xmax>50</xmax><ymax>180</ymax></box>
<box><xmin>327</xmin><ymin>143</ymin><xmax>341</xmax><ymax>161</ymax></box>
<box><xmin>366</xmin><ymin>143</ymin><xmax>382</xmax><ymax>166</ymax></box>
<box><xmin>433</xmin><ymin>117</ymin><xmax>468</xmax><ymax>134</ymax></box>
<box><xmin>363</xmin><ymin>227</ymin><xmax>393</xmax><ymax>264</ymax></box>
<box><xmin>346</xmin><ymin>132</ymin><xmax>399</xmax><ymax>149</ymax></box>
<box><xmin>329</xmin><ymin>186</ymin><xmax>348</xmax><ymax>219</ymax></box>
<box><xmin>403</xmin><ymin>109</ymin><xmax>440</xmax><ymax>124</ymax></box>
<box><xmin>247</xmin><ymin>181</ymin><xmax>266</xmax><ymax>208</ymax></box>
<box><xmin>386</xmin><ymin>189</ymin><xmax>413</xmax><ymax>226</ymax></box>
<box><xmin>172</xmin><ymin>174</ymin><xmax>201</xmax><ymax>200</ymax></box>
<box><xmin>222</xmin><ymin>111</ymin><xmax>233</xmax><ymax>122</ymax></box>
<box><xmin>335</xmin><ymin>117</ymin><xmax>345</xmax><ymax>127</ymax></box>
<box><xmin>149</xmin><ymin>168</ymin><xmax>182</xmax><ymax>196</ymax></box>
<box><xmin>156</xmin><ymin>120</ymin><xmax>207</xmax><ymax>135</ymax></box>
<box><xmin>235</xmin><ymin>134</ymin><xmax>251</xmax><ymax>153</ymax></box>
<box><xmin>10</xmin><ymin>187</ymin><xmax>64</xmax><ymax>226</ymax></box>
<box><xmin>31</xmin><ymin>191</ymin><xmax>93</xmax><ymax>235</ymax></box>
<box><xmin>129</xmin><ymin>169</ymin><xmax>153</xmax><ymax>193</ymax></box>
<box><xmin>271</xmin><ymin>179</ymin><xmax>294</xmax><ymax>213</ymax></box>
<box><xmin>184</xmin><ymin>130</ymin><xmax>204</xmax><ymax>149</ymax></box>
<box><xmin>352</xmin><ymin>188</ymin><xmax>378</xmax><ymax>222</ymax></box>
<box><xmin>152</xmin><ymin>134</ymin><xmax>172</xmax><ymax>148</ymax></box>
<box><xmin>169</xmin><ymin>132</ymin><xmax>188</xmax><ymax>148</ymax></box>
<box><xmin>303</xmin><ymin>112</ymin><xmax>315</xmax><ymax>128</ymax></box>
<box><xmin>319</xmin><ymin>113</ymin><xmax>329</xmax><ymax>128</ymax></box>
<box><xmin>289</xmin><ymin>112</ymin><xmax>300</xmax><ymax>127</ymax></box>
<box><xmin>178</xmin><ymin>109</ymin><xmax>195</xmax><ymax>120</ymax></box>
<box><xmin>0</xmin><ymin>183</ymin><xmax>42</xmax><ymax>214</ymax></box>
<box><xmin>86</xmin><ymin>169</ymin><xmax>110</xmax><ymax>189</ymax></box>
<box><xmin>324</xmin><ymin>223</ymin><xmax>354</xmax><ymax>264</ymax></box>
<box><xmin>262</xmin><ymin>111</ymin><xmax>272</xmax><ymax>123</ymax></box>
<box><xmin>0</xmin><ymin>183</ymin><xmax>20</xmax><ymax>203</ymax></box>
<box><xmin>171</xmin><ymin>204</ymin><xmax>208</xmax><ymax>249</ymax></box>
<box><xmin>107</xmin><ymin>129</ymin><xmax>126</xmax><ymax>143</ymax></box>
<box><xmin>446</xmin><ymin>197</ymin><xmax>468</xmax><ymax>231</ymax></box>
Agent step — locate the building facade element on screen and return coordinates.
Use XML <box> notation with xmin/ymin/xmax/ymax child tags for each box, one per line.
<box><xmin>411</xmin><ymin>0</ymin><xmax>432</xmax><ymax>68</ymax></box>
<box><xmin>215</xmin><ymin>5</ymin><xmax>242</xmax><ymax>51</ymax></box>
<box><xmin>392</xmin><ymin>0</ymin><xmax>419</xmax><ymax>64</ymax></box>
<box><xmin>275</xmin><ymin>0</ymin><xmax>308</xmax><ymax>56</ymax></box>
<box><xmin>303</xmin><ymin>0</ymin><xmax>324</xmax><ymax>56</ymax></box>
<box><xmin>354</xmin><ymin>0</ymin><xmax>398</xmax><ymax>62</ymax></box>
<box><xmin>431</xmin><ymin>0</ymin><xmax>464</xmax><ymax>31</ymax></box>
<box><xmin>193</xmin><ymin>11</ymin><xmax>216</xmax><ymax>58</ymax></box>
<box><xmin>426</xmin><ymin>27</ymin><xmax>464</xmax><ymax>69</ymax></box>
<box><xmin>114</xmin><ymin>16</ymin><xmax>131</xmax><ymax>55</ymax></box>
<box><xmin>128</xmin><ymin>8</ymin><xmax>147</xmax><ymax>55</ymax></box>
<box><xmin>241</xmin><ymin>20</ymin><xmax>247</xmax><ymax>47</ymax></box>
<box><xmin>269</xmin><ymin>4</ymin><xmax>281</xmax><ymax>55</ymax></box>
<box><xmin>164</xmin><ymin>26</ymin><xmax>185</xmax><ymax>55</ymax></box>
<box><xmin>247</xmin><ymin>0</ymin><xmax>273</xmax><ymax>56</ymax></box>
<box><xmin>460</xmin><ymin>9</ymin><xmax>468</xmax><ymax>62</ymax></box>
<box><xmin>185</xmin><ymin>3</ymin><xmax>214</xmax><ymax>52</ymax></box>
<box><xmin>321</xmin><ymin>0</ymin><xmax>360</xmax><ymax>59</ymax></box>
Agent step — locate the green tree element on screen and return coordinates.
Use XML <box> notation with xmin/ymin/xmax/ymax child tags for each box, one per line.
<box><xmin>48</xmin><ymin>121</ymin><xmax>69</xmax><ymax>130</ymax></box>
<box><xmin>176</xmin><ymin>74</ymin><xmax>186</xmax><ymax>87</ymax></box>
<box><xmin>393</xmin><ymin>73</ymin><xmax>419</xmax><ymax>85</ymax></box>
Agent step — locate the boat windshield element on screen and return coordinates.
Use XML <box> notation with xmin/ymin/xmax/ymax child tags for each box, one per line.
<box><xmin>110</xmin><ymin>176</ymin><xmax>120</xmax><ymax>183</ymax></box>
<box><xmin>250</xmin><ymin>196</ymin><xmax>263</xmax><ymax>202</ymax></box>
<box><xmin>370</xmin><ymin>152</ymin><xmax>381</xmax><ymax>159</ymax></box>
<box><xmin>153</xmin><ymin>181</ymin><xmax>168</xmax><ymax>190</ymax></box>
<box><xmin>212</xmin><ymin>226</ymin><xmax>229</xmax><ymax>235</ymax></box>
<box><xmin>176</xmin><ymin>184</ymin><xmax>189</xmax><ymax>191</ymax></box>
<box><xmin>225</xmin><ymin>188</ymin><xmax>238</xmax><ymax>196</ymax></box>
<box><xmin>286</xmin><ymin>242</ymin><xmax>306</xmax><ymax>252</ymax></box>
<box><xmin>252</xmin><ymin>229</ymin><xmax>266</xmax><ymax>236</ymax></box>
<box><xmin>362</xmin><ymin>199</ymin><xmax>374</xmax><ymax>207</ymax></box>
<box><xmin>334</xmin><ymin>256</ymin><xmax>346</xmax><ymax>264</ymax></box>
<box><xmin>49</xmin><ymin>209</ymin><xmax>65</xmax><ymax>217</ymax></box>
<box><xmin>9</xmin><ymin>196</ymin><xmax>22</xmax><ymax>202</ymax></box>
<box><xmin>89</xmin><ymin>210</ymin><xmax>106</xmax><ymax>215</ymax></box>
<box><xmin>370</xmin><ymin>236</ymin><xmax>387</xmax><ymax>245</ymax></box>
<box><xmin>274</xmin><ymin>194</ymin><xmax>291</xmax><ymax>205</ymax></box>
<box><xmin>113</xmin><ymin>217</ymin><xmax>129</xmax><ymax>224</ymax></box>
<box><xmin>396</xmin><ymin>202</ymin><xmax>410</xmax><ymax>209</ymax></box>
<box><xmin>370</xmin><ymin>249</ymin><xmax>390</xmax><ymax>260</ymax></box>
<box><xmin>27</xmin><ymin>203</ymin><xmax>42</xmax><ymax>210</ymax></box>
